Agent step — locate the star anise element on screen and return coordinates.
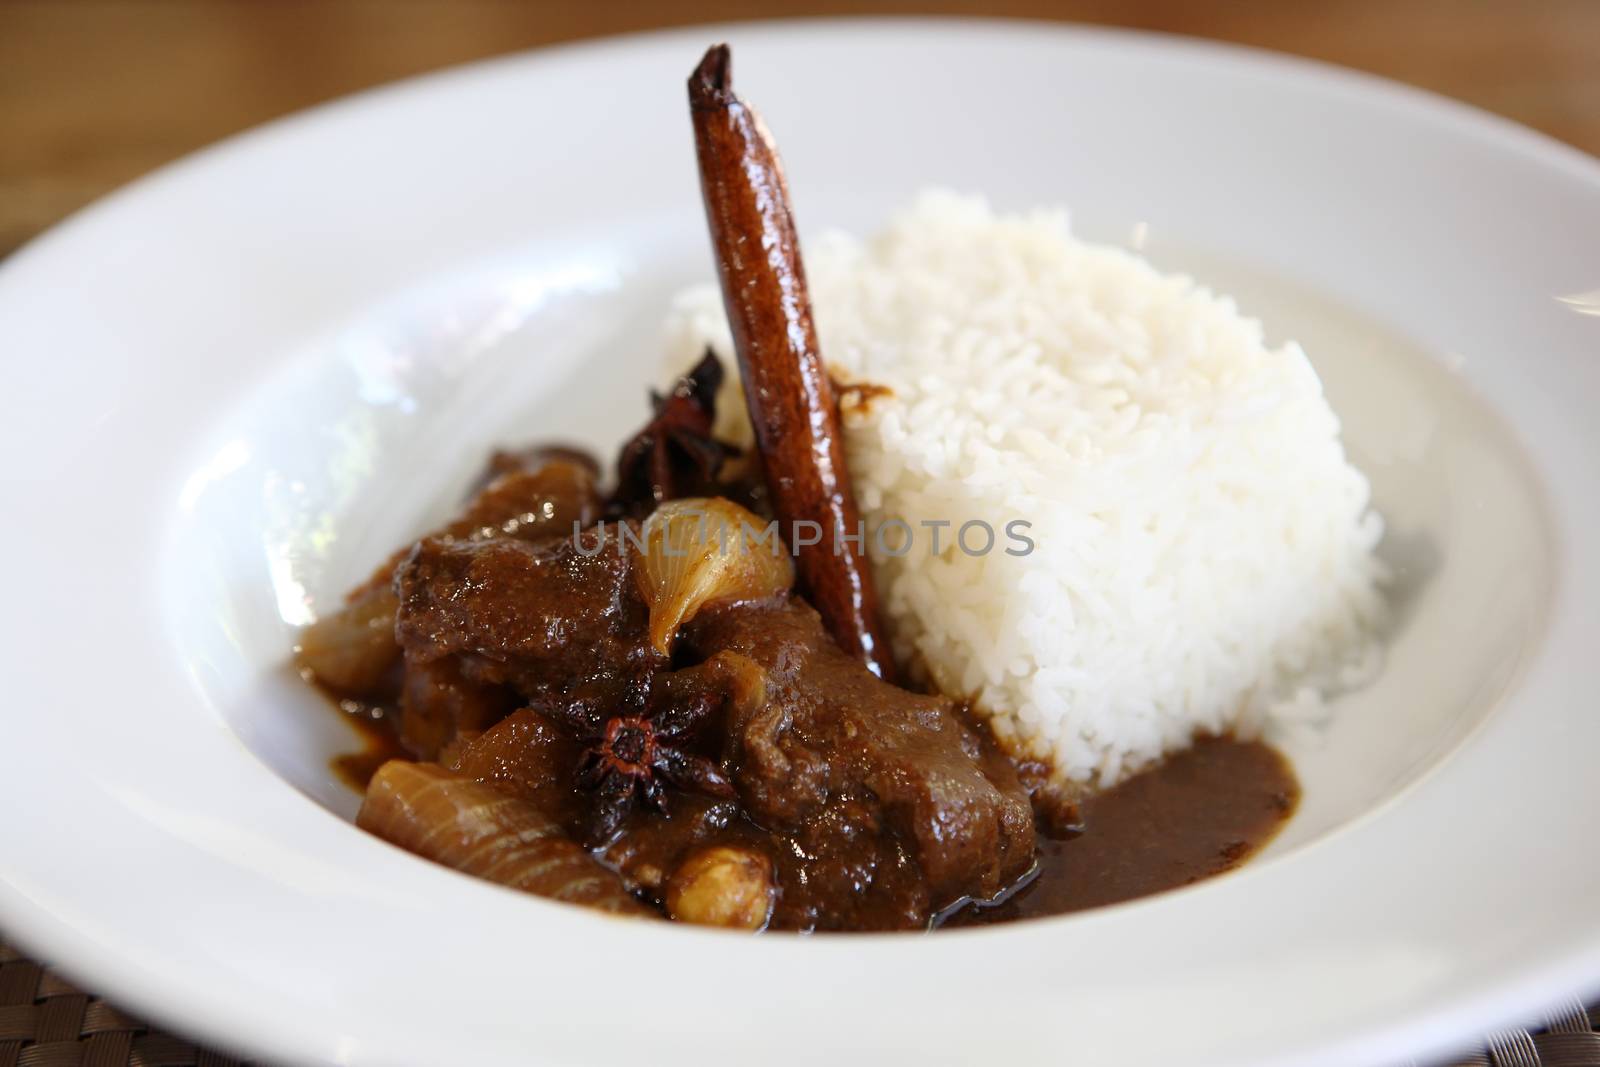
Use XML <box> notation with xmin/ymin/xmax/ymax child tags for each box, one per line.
<box><xmin>610</xmin><ymin>350</ymin><xmax>737</xmax><ymax>517</ymax></box>
<box><xmin>537</xmin><ymin>675</ymin><xmax>735</xmax><ymax>845</ymax></box>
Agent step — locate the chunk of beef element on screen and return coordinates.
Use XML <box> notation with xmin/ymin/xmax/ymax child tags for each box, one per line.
<box><xmin>431</xmin><ymin>456</ymin><xmax>602</xmax><ymax>551</ymax></box>
<box><xmin>393</xmin><ymin>526</ymin><xmax>658</xmax><ymax>701</ymax></box>
<box><xmin>444</xmin><ymin>707</ymin><xmax>583</xmax><ymax>822</ymax></box>
<box><xmin>473</xmin><ymin>445</ymin><xmax>600</xmax><ymax>496</ymax></box>
<box><xmin>398</xmin><ymin>653</ymin><xmax>519</xmax><ymax>761</ymax></box>
<box><xmin>689</xmin><ymin>601</ymin><xmax>1035</xmax><ymax>908</ymax></box>
<box><xmin>298</xmin><ymin>456</ymin><xmax>603</xmax><ymax>696</ymax></box>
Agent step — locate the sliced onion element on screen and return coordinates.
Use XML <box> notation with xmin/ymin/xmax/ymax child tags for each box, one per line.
<box><xmin>358</xmin><ymin>762</ymin><xmax>647</xmax><ymax>915</ymax></box>
<box><xmin>295</xmin><ymin>585</ymin><xmax>399</xmax><ymax>695</ymax></box>
<box><xmin>633</xmin><ymin>498</ymin><xmax>794</xmax><ymax>654</ymax></box>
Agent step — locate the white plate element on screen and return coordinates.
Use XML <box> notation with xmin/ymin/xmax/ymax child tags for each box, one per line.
<box><xmin>2</xmin><ymin>18</ymin><xmax>1598</xmax><ymax>1067</ymax></box>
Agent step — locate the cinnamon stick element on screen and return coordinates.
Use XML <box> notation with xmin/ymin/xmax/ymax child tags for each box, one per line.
<box><xmin>688</xmin><ymin>44</ymin><xmax>896</xmax><ymax>681</ymax></box>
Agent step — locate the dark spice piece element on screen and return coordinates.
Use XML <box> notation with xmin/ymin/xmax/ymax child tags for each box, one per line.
<box><xmin>536</xmin><ymin>674</ymin><xmax>735</xmax><ymax>844</ymax></box>
<box><xmin>610</xmin><ymin>350</ymin><xmax>735</xmax><ymax>517</ymax></box>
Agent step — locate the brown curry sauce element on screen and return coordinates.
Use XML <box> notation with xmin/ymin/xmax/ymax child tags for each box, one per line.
<box><xmin>322</xmin><ymin>689</ymin><xmax>407</xmax><ymax>793</ymax></box>
<box><xmin>325</xmin><ymin>685</ymin><xmax>1298</xmax><ymax>928</ymax></box>
<box><xmin>946</xmin><ymin>738</ymin><xmax>1297</xmax><ymax>925</ymax></box>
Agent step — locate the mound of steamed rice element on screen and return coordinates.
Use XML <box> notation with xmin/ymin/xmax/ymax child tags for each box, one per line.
<box><xmin>664</xmin><ymin>191</ymin><xmax>1385</xmax><ymax>787</ymax></box>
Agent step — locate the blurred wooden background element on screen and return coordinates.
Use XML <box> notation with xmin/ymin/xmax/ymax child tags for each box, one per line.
<box><xmin>1</xmin><ymin>0</ymin><xmax>1597</xmax><ymax>257</ymax></box>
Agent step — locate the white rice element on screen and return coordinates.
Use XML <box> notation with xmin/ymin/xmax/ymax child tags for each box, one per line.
<box><xmin>663</xmin><ymin>191</ymin><xmax>1385</xmax><ymax>787</ymax></box>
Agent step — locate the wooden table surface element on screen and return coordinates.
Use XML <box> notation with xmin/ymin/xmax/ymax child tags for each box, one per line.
<box><xmin>1</xmin><ymin>0</ymin><xmax>1597</xmax><ymax>257</ymax></box>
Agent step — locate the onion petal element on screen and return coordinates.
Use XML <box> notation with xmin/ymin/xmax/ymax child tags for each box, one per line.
<box><xmin>634</xmin><ymin>498</ymin><xmax>794</xmax><ymax>654</ymax></box>
<box><xmin>358</xmin><ymin>761</ymin><xmax>649</xmax><ymax>915</ymax></box>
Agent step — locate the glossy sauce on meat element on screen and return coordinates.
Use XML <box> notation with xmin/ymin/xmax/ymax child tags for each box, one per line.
<box><xmin>685</xmin><ymin>602</ymin><xmax>1035</xmax><ymax>923</ymax></box>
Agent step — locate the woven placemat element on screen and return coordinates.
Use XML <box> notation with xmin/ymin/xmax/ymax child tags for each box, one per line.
<box><xmin>0</xmin><ymin>941</ymin><xmax>244</xmax><ymax>1067</ymax></box>
<box><xmin>1429</xmin><ymin>1000</ymin><xmax>1600</xmax><ymax>1067</ymax></box>
<box><xmin>3</xmin><ymin>936</ymin><xmax>1597</xmax><ymax>1066</ymax></box>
